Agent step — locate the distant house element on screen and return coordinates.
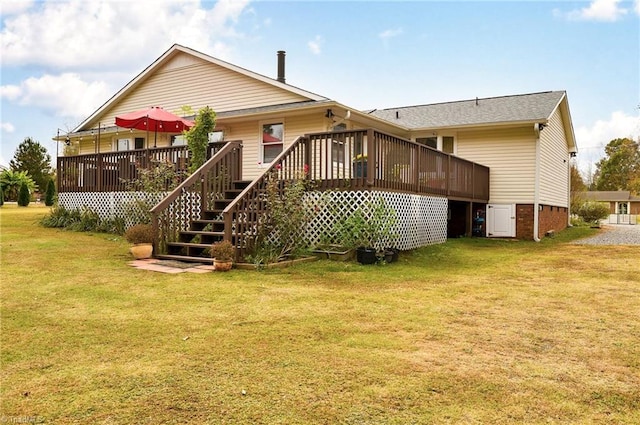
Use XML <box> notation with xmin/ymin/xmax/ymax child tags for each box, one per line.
<box><xmin>54</xmin><ymin>44</ymin><xmax>577</xmax><ymax>261</ymax></box>
<box><xmin>579</xmin><ymin>191</ymin><xmax>640</xmax><ymax>224</ymax></box>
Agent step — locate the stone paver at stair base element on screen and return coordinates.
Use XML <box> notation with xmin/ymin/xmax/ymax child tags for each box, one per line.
<box><xmin>128</xmin><ymin>259</ymin><xmax>216</xmax><ymax>273</ymax></box>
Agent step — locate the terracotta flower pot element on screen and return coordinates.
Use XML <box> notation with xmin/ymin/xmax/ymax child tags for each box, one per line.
<box><xmin>213</xmin><ymin>258</ymin><xmax>233</xmax><ymax>271</ymax></box>
<box><xmin>130</xmin><ymin>243</ymin><xmax>153</xmax><ymax>259</ymax></box>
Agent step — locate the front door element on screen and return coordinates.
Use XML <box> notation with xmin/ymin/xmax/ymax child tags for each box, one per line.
<box><xmin>487</xmin><ymin>204</ymin><xmax>516</xmax><ymax>237</ymax></box>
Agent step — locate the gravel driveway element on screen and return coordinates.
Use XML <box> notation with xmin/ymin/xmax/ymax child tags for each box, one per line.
<box><xmin>571</xmin><ymin>224</ymin><xmax>640</xmax><ymax>245</ymax></box>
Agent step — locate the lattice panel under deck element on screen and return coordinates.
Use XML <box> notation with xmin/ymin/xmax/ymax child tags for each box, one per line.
<box><xmin>59</xmin><ymin>191</ymin><xmax>171</xmax><ymax>227</ymax></box>
<box><xmin>59</xmin><ymin>190</ymin><xmax>447</xmax><ymax>250</ymax></box>
<box><xmin>303</xmin><ymin>190</ymin><xmax>447</xmax><ymax>250</ymax></box>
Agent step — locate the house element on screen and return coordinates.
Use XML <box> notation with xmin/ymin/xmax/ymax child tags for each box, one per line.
<box><xmin>579</xmin><ymin>191</ymin><xmax>640</xmax><ymax>224</ymax></box>
<box><xmin>54</xmin><ymin>44</ymin><xmax>576</xmax><ymax>261</ymax></box>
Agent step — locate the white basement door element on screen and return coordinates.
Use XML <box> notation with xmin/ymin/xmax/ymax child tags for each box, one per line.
<box><xmin>486</xmin><ymin>204</ymin><xmax>516</xmax><ymax>237</ymax></box>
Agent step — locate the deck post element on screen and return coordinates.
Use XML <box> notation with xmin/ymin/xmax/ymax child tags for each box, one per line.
<box><xmin>366</xmin><ymin>129</ymin><xmax>375</xmax><ymax>186</ymax></box>
<box><xmin>96</xmin><ymin>154</ymin><xmax>102</xmax><ymax>192</ymax></box>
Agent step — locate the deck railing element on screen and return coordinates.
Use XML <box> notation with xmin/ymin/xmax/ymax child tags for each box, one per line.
<box><xmin>149</xmin><ymin>141</ymin><xmax>243</xmax><ymax>255</ymax></box>
<box><xmin>305</xmin><ymin>128</ymin><xmax>489</xmax><ymax>200</ymax></box>
<box><xmin>57</xmin><ymin>143</ymin><xmax>225</xmax><ymax>193</ymax></box>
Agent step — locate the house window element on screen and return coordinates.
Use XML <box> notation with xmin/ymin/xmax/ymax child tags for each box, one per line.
<box><xmin>171</xmin><ymin>135</ymin><xmax>186</xmax><ymax>146</ymax></box>
<box><xmin>332</xmin><ymin>123</ymin><xmax>347</xmax><ymax>164</ymax></box>
<box><xmin>117</xmin><ymin>138</ymin><xmax>131</xmax><ymax>151</ymax></box>
<box><xmin>416</xmin><ymin>137</ymin><xmax>437</xmax><ymax>149</ymax></box>
<box><xmin>332</xmin><ymin>140</ymin><xmax>345</xmax><ymax>164</ymax></box>
<box><xmin>209</xmin><ymin>131</ymin><xmax>224</xmax><ymax>143</ymax></box>
<box><xmin>442</xmin><ymin>136</ymin><xmax>454</xmax><ymax>154</ymax></box>
<box><xmin>261</xmin><ymin>121</ymin><xmax>283</xmax><ymax>164</ymax></box>
<box><xmin>134</xmin><ymin>137</ymin><xmax>145</xmax><ymax>150</ymax></box>
<box><xmin>416</xmin><ymin>136</ymin><xmax>455</xmax><ymax>153</ymax></box>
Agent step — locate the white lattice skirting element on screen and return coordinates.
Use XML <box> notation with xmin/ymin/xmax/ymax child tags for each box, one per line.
<box><xmin>59</xmin><ymin>190</ymin><xmax>448</xmax><ymax>250</ymax></box>
<box><xmin>303</xmin><ymin>190</ymin><xmax>447</xmax><ymax>250</ymax></box>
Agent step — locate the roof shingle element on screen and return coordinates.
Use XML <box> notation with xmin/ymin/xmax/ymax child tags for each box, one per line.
<box><xmin>367</xmin><ymin>91</ymin><xmax>566</xmax><ymax>129</ymax></box>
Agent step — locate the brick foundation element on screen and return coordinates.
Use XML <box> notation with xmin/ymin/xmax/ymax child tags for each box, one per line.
<box><xmin>516</xmin><ymin>204</ymin><xmax>568</xmax><ymax>240</ymax></box>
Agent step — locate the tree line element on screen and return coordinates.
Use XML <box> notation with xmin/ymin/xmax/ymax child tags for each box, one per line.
<box><xmin>571</xmin><ymin>137</ymin><xmax>640</xmax><ymax>193</ymax></box>
<box><xmin>1</xmin><ymin>137</ymin><xmax>55</xmax><ymax>206</ymax></box>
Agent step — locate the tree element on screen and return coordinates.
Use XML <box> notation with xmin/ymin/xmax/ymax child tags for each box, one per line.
<box><xmin>595</xmin><ymin>137</ymin><xmax>640</xmax><ymax>192</ymax></box>
<box><xmin>9</xmin><ymin>137</ymin><xmax>52</xmax><ymax>194</ymax></box>
<box><xmin>570</xmin><ymin>163</ymin><xmax>586</xmax><ymax>192</ymax></box>
<box><xmin>186</xmin><ymin>106</ymin><xmax>216</xmax><ymax>174</ymax></box>
<box><xmin>0</xmin><ymin>169</ymin><xmax>37</xmax><ymax>201</ymax></box>
<box><xmin>18</xmin><ymin>182</ymin><xmax>31</xmax><ymax>206</ymax></box>
<box><xmin>45</xmin><ymin>179</ymin><xmax>56</xmax><ymax>206</ymax></box>
<box><xmin>0</xmin><ymin>185</ymin><xmax>4</xmax><ymax>207</ymax></box>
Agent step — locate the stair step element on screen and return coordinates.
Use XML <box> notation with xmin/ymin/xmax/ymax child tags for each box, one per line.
<box><xmin>167</xmin><ymin>242</ymin><xmax>212</xmax><ymax>249</ymax></box>
<box><xmin>233</xmin><ymin>180</ymin><xmax>251</xmax><ymax>190</ymax></box>
<box><xmin>180</xmin><ymin>230</ymin><xmax>225</xmax><ymax>237</ymax></box>
<box><xmin>190</xmin><ymin>219</ymin><xmax>225</xmax><ymax>231</ymax></box>
<box><xmin>155</xmin><ymin>254</ymin><xmax>214</xmax><ymax>264</ymax></box>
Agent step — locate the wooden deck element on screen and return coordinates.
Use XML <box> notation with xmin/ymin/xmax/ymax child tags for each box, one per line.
<box><xmin>58</xmin><ymin>129</ymin><xmax>489</xmax><ymax>202</ymax></box>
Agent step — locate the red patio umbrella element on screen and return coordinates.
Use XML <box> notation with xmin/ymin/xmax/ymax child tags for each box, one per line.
<box><xmin>115</xmin><ymin>106</ymin><xmax>195</xmax><ymax>147</ymax></box>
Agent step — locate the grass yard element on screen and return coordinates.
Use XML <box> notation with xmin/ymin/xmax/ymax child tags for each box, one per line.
<box><xmin>1</xmin><ymin>204</ymin><xmax>639</xmax><ymax>424</ymax></box>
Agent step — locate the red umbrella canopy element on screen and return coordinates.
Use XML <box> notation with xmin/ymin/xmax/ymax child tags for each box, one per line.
<box><xmin>115</xmin><ymin>106</ymin><xmax>194</xmax><ymax>132</ymax></box>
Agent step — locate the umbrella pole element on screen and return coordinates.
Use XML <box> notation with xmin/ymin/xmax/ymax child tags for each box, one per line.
<box><xmin>146</xmin><ymin>114</ymin><xmax>149</xmax><ymax>150</ymax></box>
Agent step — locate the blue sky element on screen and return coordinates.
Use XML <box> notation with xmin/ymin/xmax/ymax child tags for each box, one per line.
<box><xmin>1</xmin><ymin>0</ymin><xmax>638</xmax><ymax>177</ymax></box>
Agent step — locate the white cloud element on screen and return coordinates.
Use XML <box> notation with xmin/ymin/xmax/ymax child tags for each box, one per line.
<box><xmin>575</xmin><ymin>110</ymin><xmax>640</xmax><ymax>175</ymax></box>
<box><xmin>0</xmin><ymin>0</ymin><xmax>35</xmax><ymax>16</ymax></box>
<box><xmin>0</xmin><ymin>0</ymin><xmax>252</xmax><ymax>69</ymax></box>
<box><xmin>0</xmin><ymin>84</ymin><xmax>21</xmax><ymax>100</ymax></box>
<box><xmin>1</xmin><ymin>122</ymin><xmax>16</xmax><ymax>133</ymax></box>
<box><xmin>1</xmin><ymin>73</ymin><xmax>112</xmax><ymax>118</ymax></box>
<box><xmin>635</xmin><ymin>0</ymin><xmax>640</xmax><ymax>15</ymax></box>
<box><xmin>559</xmin><ymin>0</ymin><xmax>629</xmax><ymax>22</ymax></box>
<box><xmin>308</xmin><ymin>35</ymin><xmax>323</xmax><ymax>55</ymax></box>
<box><xmin>379</xmin><ymin>28</ymin><xmax>403</xmax><ymax>41</ymax></box>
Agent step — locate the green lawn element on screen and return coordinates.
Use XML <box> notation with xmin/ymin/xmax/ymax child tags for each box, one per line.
<box><xmin>1</xmin><ymin>205</ymin><xmax>639</xmax><ymax>424</ymax></box>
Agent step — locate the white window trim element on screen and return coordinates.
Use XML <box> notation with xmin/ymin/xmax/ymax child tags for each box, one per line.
<box><xmin>259</xmin><ymin>119</ymin><xmax>285</xmax><ymax>167</ymax></box>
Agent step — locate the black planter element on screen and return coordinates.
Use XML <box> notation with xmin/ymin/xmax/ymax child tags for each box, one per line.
<box><xmin>356</xmin><ymin>247</ymin><xmax>377</xmax><ymax>264</ymax></box>
<box><xmin>385</xmin><ymin>247</ymin><xmax>399</xmax><ymax>263</ymax></box>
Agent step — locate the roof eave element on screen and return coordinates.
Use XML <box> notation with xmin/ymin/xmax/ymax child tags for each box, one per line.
<box><xmin>408</xmin><ymin>119</ymin><xmax>548</xmax><ymax>133</ymax></box>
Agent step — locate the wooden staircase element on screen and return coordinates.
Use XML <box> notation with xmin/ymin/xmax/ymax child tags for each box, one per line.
<box><xmin>155</xmin><ymin>180</ymin><xmax>251</xmax><ymax>264</ymax></box>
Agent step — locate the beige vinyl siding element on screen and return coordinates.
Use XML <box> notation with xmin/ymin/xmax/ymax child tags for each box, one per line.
<box><xmin>539</xmin><ymin>108</ymin><xmax>570</xmax><ymax>207</ymax></box>
<box><xmin>225</xmin><ymin>114</ymin><xmax>327</xmax><ymax>180</ymax></box>
<box><xmin>456</xmin><ymin>127</ymin><xmax>537</xmax><ymax>204</ymax></box>
<box><xmin>86</xmin><ymin>52</ymin><xmax>310</xmax><ymax>129</ymax></box>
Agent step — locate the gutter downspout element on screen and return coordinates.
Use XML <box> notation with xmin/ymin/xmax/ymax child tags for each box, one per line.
<box><xmin>533</xmin><ymin>123</ymin><xmax>541</xmax><ymax>242</ymax></box>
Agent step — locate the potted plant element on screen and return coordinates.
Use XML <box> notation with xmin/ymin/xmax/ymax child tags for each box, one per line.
<box><xmin>337</xmin><ymin>198</ymin><xmax>398</xmax><ymax>265</ymax></box>
<box><xmin>124</xmin><ymin>223</ymin><xmax>155</xmax><ymax>259</ymax></box>
<box><xmin>211</xmin><ymin>240</ymin><xmax>235</xmax><ymax>271</ymax></box>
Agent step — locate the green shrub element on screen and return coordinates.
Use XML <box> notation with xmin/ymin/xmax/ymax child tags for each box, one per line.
<box><xmin>45</xmin><ymin>179</ymin><xmax>55</xmax><ymax>206</ymax></box>
<box><xmin>40</xmin><ymin>205</ymin><xmax>124</xmax><ymax>235</ymax></box>
<box><xmin>124</xmin><ymin>224</ymin><xmax>156</xmax><ymax>244</ymax></box>
<box><xmin>248</xmin><ymin>169</ymin><xmax>316</xmax><ymax>264</ymax></box>
<box><xmin>0</xmin><ymin>185</ymin><xmax>4</xmax><ymax>206</ymax></box>
<box><xmin>17</xmin><ymin>182</ymin><xmax>30</xmax><ymax>206</ymax></box>
<box><xmin>211</xmin><ymin>240</ymin><xmax>235</xmax><ymax>261</ymax></box>
<box><xmin>575</xmin><ymin>201</ymin><xmax>610</xmax><ymax>224</ymax></box>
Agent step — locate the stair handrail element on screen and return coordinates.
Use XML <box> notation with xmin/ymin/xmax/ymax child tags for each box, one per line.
<box><xmin>221</xmin><ymin>135</ymin><xmax>309</xmax><ymax>258</ymax></box>
<box><xmin>150</xmin><ymin>141</ymin><xmax>242</xmax><ymax>253</ymax></box>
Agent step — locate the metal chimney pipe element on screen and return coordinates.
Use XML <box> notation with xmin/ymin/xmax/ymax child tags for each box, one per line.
<box><xmin>277</xmin><ymin>50</ymin><xmax>286</xmax><ymax>83</ymax></box>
